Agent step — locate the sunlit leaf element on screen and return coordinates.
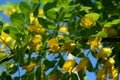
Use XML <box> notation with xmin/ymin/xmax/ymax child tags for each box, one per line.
<box><xmin>97</xmin><ymin>31</ymin><xmax>108</xmax><ymax>38</ymax></box>
<box><xmin>10</xmin><ymin>13</ymin><xmax>24</xmax><ymax>25</ymax></box>
<box><xmin>19</xmin><ymin>1</ymin><xmax>31</xmax><ymax>13</ymax></box>
<box><xmin>104</xmin><ymin>22</ymin><xmax>112</xmax><ymax>27</ymax></box>
<box><xmin>111</xmin><ymin>19</ymin><xmax>120</xmax><ymax>25</ymax></box>
<box><xmin>85</xmin><ymin>13</ymin><xmax>100</xmax><ymax>22</ymax></box>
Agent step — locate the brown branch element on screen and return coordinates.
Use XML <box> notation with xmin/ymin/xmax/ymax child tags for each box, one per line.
<box><xmin>81</xmin><ymin>38</ymin><xmax>120</xmax><ymax>43</ymax></box>
<box><xmin>102</xmin><ymin>38</ymin><xmax>120</xmax><ymax>42</ymax></box>
<box><xmin>0</xmin><ymin>55</ymin><xmax>14</xmax><ymax>64</ymax></box>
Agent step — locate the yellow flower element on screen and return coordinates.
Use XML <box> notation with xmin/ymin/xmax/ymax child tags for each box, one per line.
<box><xmin>47</xmin><ymin>38</ymin><xmax>60</xmax><ymax>53</ymax></box>
<box><xmin>109</xmin><ymin>68</ymin><xmax>119</xmax><ymax>80</ymax></box>
<box><xmin>27</xmin><ymin>25</ymin><xmax>45</xmax><ymax>34</ymax></box>
<box><xmin>22</xmin><ymin>62</ymin><xmax>37</xmax><ymax>72</ymax></box>
<box><xmin>96</xmin><ymin>68</ymin><xmax>107</xmax><ymax>80</ymax></box>
<box><xmin>61</xmin><ymin>42</ymin><xmax>76</xmax><ymax>53</ymax></box>
<box><xmin>80</xmin><ymin>16</ymin><xmax>96</xmax><ymax>28</ymax></box>
<box><xmin>39</xmin><ymin>8</ymin><xmax>44</xmax><ymax>15</ymax></box>
<box><xmin>61</xmin><ymin>59</ymin><xmax>75</xmax><ymax>75</ymax></box>
<box><xmin>75</xmin><ymin>57</ymin><xmax>89</xmax><ymax>73</ymax></box>
<box><xmin>29</xmin><ymin>35</ymin><xmax>42</xmax><ymax>51</ymax></box>
<box><xmin>30</xmin><ymin>13</ymin><xmax>39</xmax><ymax>25</ymax></box>
<box><xmin>4</xmin><ymin>8</ymin><xmax>16</xmax><ymax>16</ymax></box>
<box><xmin>59</xmin><ymin>26</ymin><xmax>68</xmax><ymax>33</ymax></box>
<box><xmin>87</xmin><ymin>36</ymin><xmax>102</xmax><ymax>52</ymax></box>
<box><xmin>96</xmin><ymin>48</ymin><xmax>112</xmax><ymax>59</ymax></box>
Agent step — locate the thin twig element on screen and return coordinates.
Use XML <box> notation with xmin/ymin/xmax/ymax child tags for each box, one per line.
<box><xmin>0</xmin><ymin>54</ymin><xmax>14</xmax><ymax>64</ymax></box>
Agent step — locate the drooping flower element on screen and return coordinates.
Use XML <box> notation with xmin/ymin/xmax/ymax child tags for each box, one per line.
<box><xmin>61</xmin><ymin>59</ymin><xmax>75</xmax><ymax>75</ymax></box>
<box><xmin>87</xmin><ymin>36</ymin><xmax>102</xmax><ymax>52</ymax></box>
<box><xmin>75</xmin><ymin>57</ymin><xmax>89</xmax><ymax>73</ymax></box>
<box><xmin>47</xmin><ymin>38</ymin><xmax>60</xmax><ymax>53</ymax></box>
<box><xmin>29</xmin><ymin>35</ymin><xmax>42</xmax><ymax>51</ymax></box>
<box><xmin>27</xmin><ymin>25</ymin><xmax>45</xmax><ymax>34</ymax></box>
<box><xmin>96</xmin><ymin>47</ymin><xmax>112</xmax><ymax>59</ymax></box>
<box><xmin>49</xmin><ymin>72</ymin><xmax>59</xmax><ymax>80</ymax></box>
<box><xmin>96</xmin><ymin>68</ymin><xmax>107</xmax><ymax>80</ymax></box>
<box><xmin>80</xmin><ymin>16</ymin><xmax>96</xmax><ymax>28</ymax></box>
<box><xmin>61</xmin><ymin>41</ymin><xmax>76</xmax><ymax>53</ymax></box>
<box><xmin>30</xmin><ymin>13</ymin><xmax>39</xmax><ymax>25</ymax></box>
<box><xmin>102</xmin><ymin>27</ymin><xmax>117</xmax><ymax>37</ymax></box>
<box><xmin>109</xmin><ymin>68</ymin><xmax>119</xmax><ymax>80</ymax></box>
<box><xmin>22</xmin><ymin>62</ymin><xmax>37</xmax><ymax>72</ymax></box>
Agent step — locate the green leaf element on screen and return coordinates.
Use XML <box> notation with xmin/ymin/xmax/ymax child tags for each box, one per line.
<box><xmin>80</xmin><ymin>6</ymin><xmax>92</xmax><ymax>11</ymax></box>
<box><xmin>19</xmin><ymin>1</ymin><xmax>31</xmax><ymax>13</ymax></box>
<box><xmin>0</xmin><ymin>72</ymin><xmax>12</xmax><ymax>80</ymax></box>
<box><xmin>38</xmin><ymin>17</ymin><xmax>56</xmax><ymax>29</ymax></box>
<box><xmin>26</xmin><ymin>72</ymin><xmax>34</xmax><ymax>80</ymax></box>
<box><xmin>3</xmin><ymin>26</ymin><xmax>18</xmax><ymax>40</ymax></box>
<box><xmin>31</xmin><ymin>0</ymin><xmax>40</xmax><ymax>3</ymax></box>
<box><xmin>13</xmin><ymin>45</ymin><xmax>27</xmax><ymax>66</ymax></box>
<box><xmin>44</xmin><ymin>59</ymin><xmax>57</xmax><ymax>68</ymax></box>
<box><xmin>0</xmin><ymin>22</ymin><xmax>3</xmax><ymax>33</ymax></box>
<box><xmin>47</xmin><ymin>22</ymin><xmax>57</xmax><ymax>29</ymax></box>
<box><xmin>35</xmin><ymin>66</ymin><xmax>41</xmax><ymax>80</ymax></box>
<box><xmin>46</xmin><ymin>8</ymin><xmax>58</xmax><ymax>20</ymax></box>
<box><xmin>97</xmin><ymin>31</ymin><xmax>108</xmax><ymax>38</ymax></box>
<box><xmin>57</xmin><ymin>0</ymin><xmax>72</xmax><ymax>8</ymax></box>
<box><xmin>87</xmin><ymin>59</ymin><xmax>93</xmax><ymax>72</ymax></box>
<box><xmin>10</xmin><ymin>13</ymin><xmax>24</xmax><ymax>25</ymax></box>
<box><xmin>41</xmin><ymin>0</ymin><xmax>54</xmax><ymax>4</ymax></box>
<box><xmin>111</xmin><ymin>19</ymin><xmax>120</xmax><ymax>25</ymax></box>
<box><xmin>85</xmin><ymin>13</ymin><xmax>100</xmax><ymax>21</ymax></box>
<box><xmin>104</xmin><ymin>22</ymin><xmax>112</xmax><ymax>27</ymax></box>
<box><xmin>23</xmin><ymin>33</ymin><xmax>32</xmax><ymax>43</ymax></box>
<box><xmin>43</xmin><ymin>2</ymin><xmax>55</xmax><ymax>12</ymax></box>
<box><xmin>8</xmin><ymin>66</ymin><xmax>18</xmax><ymax>74</ymax></box>
<box><xmin>71</xmin><ymin>73</ymin><xmax>79</xmax><ymax>80</ymax></box>
<box><xmin>0</xmin><ymin>53</ymin><xmax>9</xmax><ymax>60</ymax></box>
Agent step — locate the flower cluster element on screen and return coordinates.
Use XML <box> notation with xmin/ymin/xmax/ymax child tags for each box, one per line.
<box><xmin>80</xmin><ymin>16</ymin><xmax>96</xmax><ymax>28</ymax></box>
<box><xmin>29</xmin><ymin>35</ymin><xmax>42</xmax><ymax>51</ymax></box>
<box><xmin>96</xmin><ymin>58</ymin><xmax>118</xmax><ymax>80</ymax></box>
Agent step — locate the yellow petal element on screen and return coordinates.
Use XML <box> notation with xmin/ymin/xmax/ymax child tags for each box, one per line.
<box><xmin>96</xmin><ymin>68</ymin><xmax>107</xmax><ymax>80</ymax></box>
<box><xmin>47</xmin><ymin>38</ymin><xmax>58</xmax><ymax>46</ymax></box>
<box><xmin>61</xmin><ymin>42</ymin><xmax>76</xmax><ymax>53</ymax></box>
<box><xmin>87</xmin><ymin>36</ymin><xmax>102</xmax><ymax>52</ymax></box>
<box><xmin>61</xmin><ymin>59</ymin><xmax>75</xmax><ymax>75</ymax></box>
<box><xmin>80</xmin><ymin>16</ymin><xmax>96</xmax><ymax>28</ymax></box>
<box><xmin>39</xmin><ymin>9</ymin><xmax>44</xmax><ymax>15</ymax></box>
<box><xmin>109</xmin><ymin>68</ymin><xmax>119</xmax><ymax>80</ymax></box>
<box><xmin>96</xmin><ymin>48</ymin><xmax>112</xmax><ymax>58</ymax></box>
<box><xmin>22</xmin><ymin>62</ymin><xmax>37</xmax><ymax>72</ymax></box>
<box><xmin>75</xmin><ymin>57</ymin><xmax>89</xmax><ymax>73</ymax></box>
<box><xmin>59</xmin><ymin>26</ymin><xmax>68</xmax><ymax>33</ymax></box>
<box><xmin>31</xmin><ymin>35</ymin><xmax>42</xmax><ymax>44</ymax></box>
